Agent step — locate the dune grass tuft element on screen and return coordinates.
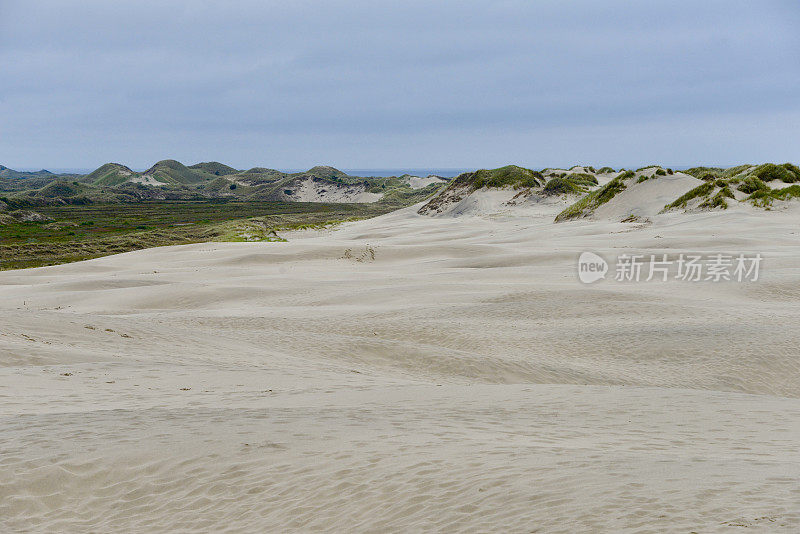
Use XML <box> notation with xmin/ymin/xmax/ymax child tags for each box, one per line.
<box><xmin>555</xmin><ymin>171</ymin><xmax>633</xmax><ymax>221</ymax></box>
<box><xmin>748</xmin><ymin>185</ymin><xmax>800</xmax><ymax>208</ymax></box>
<box><xmin>542</xmin><ymin>173</ymin><xmax>598</xmax><ymax>195</ymax></box>
<box><xmin>751</xmin><ymin>163</ymin><xmax>800</xmax><ymax>184</ymax></box>
<box><xmin>663</xmin><ymin>182</ymin><xmax>715</xmax><ymax>210</ymax></box>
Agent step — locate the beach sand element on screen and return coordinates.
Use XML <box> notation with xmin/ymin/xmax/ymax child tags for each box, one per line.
<box><xmin>2</xmin><ymin>199</ymin><xmax>800</xmax><ymax>532</ymax></box>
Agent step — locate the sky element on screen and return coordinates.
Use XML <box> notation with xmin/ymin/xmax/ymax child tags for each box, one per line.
<box><xmin>1</xmin><ymin>0</ymin><xmax>799</xmax><ymax>171</ymax></box>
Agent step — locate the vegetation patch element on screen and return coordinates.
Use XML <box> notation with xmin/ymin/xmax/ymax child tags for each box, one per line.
<box><xmin>699</xmin><ymin>186</ymin><xmax>734</xmax><ymax>210</ymax></box>
<box><xmin>466</xmin><ymin>165</ymin><xmax>543</xmax><ymax>189</ymax></box>
<box><xmin>555</xmin><ymin>171</ymin><xmax>633</xmax><ymax>222</ymax></box>
<box><xmin>683</xmin><ymin>167</ymin><xmax>723</xmax><ymax>180</ymax></box>
<box><xmin>0</xmin><ymin>201</ymin><xmax>400</xmax><ymax>270</ymax></box>
<box><xmin>748</xmin><ymin>185</ymin><xmax>800</xmax><ymax>208</ymax></box>
<box><xmin>83</xmin><ymin>163</ymin><xmax>136</xmax><ymax>187</ymax></box>
<box><xmin>542</xmin><ymin>173</ymin><xmax>597</xmax><ymax>195</ymax></box>
<box><xmin>663</xmin><ymin>182</ymin><xmax>715</xmax><ymax>210</ymax></box>
<box><xmin>751</xmin><ymin>163</ymin><xmax>800</xmax><ymax>184</ymax></box>
<box><xmin>736</xmin><ymin>176</ymin><xmax>769</xmax><ymax>194</ymax></box>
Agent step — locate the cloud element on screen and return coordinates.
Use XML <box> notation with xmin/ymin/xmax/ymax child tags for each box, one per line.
<box><xmin>1</xmin><ymin>0</ymin><xmax>798</xmax><ymax>169</ymax></box>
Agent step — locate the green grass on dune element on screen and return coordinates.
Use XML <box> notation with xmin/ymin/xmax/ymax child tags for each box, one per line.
<box><xmin>699</xmin><ymin>185</ymin><xmax>734</xmax><ymax>210</ymax></box>
<box><xmin>82</xmin><ymin>163</ymin><xmax>137</xmax><ymax>187</ymax></box>
<box><xmin>554</xmin><ymin>171</ymin><xmax>633</xmax><ymax>221</ymax></box>
<box><xmin>736</xmin><ymin>176</ymin><xmax>770</xmax><ymax>195</ymax></box>
<box><xmin>747</xmin><ymin>185</ymin><xmax>800</xmax><ymax>208</ymax></box>
<box><xmin>142</xmin><ymin>159</ymin><xmax>209</xmax><ymax>184</ymax></box>
<box><xmin>750</xmin><ymin>163</ymin><xmax>800</xmax><ymax>184</ymax></box>
<box><xmin>466</xmin><ymin>165</ymin><xmax>543</xmax><ymax>189</ymax></box>
<box><xmin>665</xmin><ymin>163</ymin><xmax>800</xmax><ymax>211</ymax></box>
<box><xmin>663</xmin><ymin>182</ymin><xmax>716</xmax><ymax>211</ymax></box>
<box><xmin>188</xmin><ymin>161</ymin><xmax>239</xmax><ymax>176</ymax></box>
<box><xmin>542</xmin><ymin>173</ymin><xmax>597</xmax><ymax>195</ymax></box>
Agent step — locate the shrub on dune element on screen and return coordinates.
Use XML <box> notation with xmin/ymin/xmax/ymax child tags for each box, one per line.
<box><xmin>751</xmin><ymin>163</ymin><xmax>800</xmax><ymax>184</ymax></box>
<box><xmin>663</xmin><ymin>182</ymin><xmax>715</xmax><ymax>210</ymax></box>
<box><xmin>737</xmin><ymin>176</ymin><xmax>769</xmax><ymax>194</ymax></box>
<box><xmin>555</xmin><ymin>171</ymin><xmax>632</xmax><ymax>221</ymax></box>
<box><xmin>469</xmin><ymin>165</ymin><xmax>543</xmax><ymax>189</ymax></box>
<box><xmin>542</xmin><ymin>173</ymin><xmax>597</xmax><ymax>195</ymax></box>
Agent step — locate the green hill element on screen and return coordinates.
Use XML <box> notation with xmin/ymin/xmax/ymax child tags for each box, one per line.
<box><xmin>0</xmin><ymin>166</ymin><xmax>53</xmax><ymax>179</ymax></box>
<box><xmin>304</xmin><ymin>166</ymin><xmax>350</xmax><ymax>180</ymax></box>
<box><xmin>188</xmin><ymin>161</ymin><xmax>239</xmax><ymax>176</ymax></box>
<box><xmin>0</xmin><ymin>166</ymin><xmax>79</xmax><ymax>192</ymax></box>
<box><xmin>142</xmin><ymin>160</ymin><xmax>208</xmax><ymax>185</ymax></box>
<box><xmin>83</xmin><ymin>163</ymin><xmax>138</xmax><ymax>186</ymax></box>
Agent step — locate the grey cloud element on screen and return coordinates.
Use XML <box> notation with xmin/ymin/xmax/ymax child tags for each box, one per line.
<box><xmin>0</xmin><ymin>0</ymin><xmax>798</xmax><ymax>169</ymax></box>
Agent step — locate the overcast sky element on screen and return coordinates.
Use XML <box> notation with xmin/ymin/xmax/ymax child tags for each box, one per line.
<box><xmin>1</xmin><ymin>0</ymin><xmax>798</xmax><ymax>171</ymax></box>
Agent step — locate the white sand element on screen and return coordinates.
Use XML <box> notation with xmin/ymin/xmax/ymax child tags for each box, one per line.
<box><xmin>406</xmin><ymin>175</ymin><xmax>447</xmax><ymax>189</ymax></box>
<box><xmin>2</xmin><ymin>201</ymin><xmax>800</xmax><ymax>532</ymax></box>
<box><xmin>591</xmin><ymin>171</ymin><xmax>702</xmax><ymax>220</ymax></box>
<box><xmin>288</xmin><ymin>179</ymin><xmax>382</xmax><ymax>203</ymax></box>
<box><xmin>128</xmin><ymin>175</ymin><xmax>164</xmax><ymax>186</ymax></box>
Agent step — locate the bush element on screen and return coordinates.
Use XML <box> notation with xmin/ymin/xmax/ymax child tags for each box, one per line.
<box><xmin>229</xmin><ymin>183</ymin><xmax>237</xmax><ymax>190</ymax></box>
<box><xmin>542</xmin><ymin>173</ymin><xmax>597</xmax><ymax>195</ymax></box>
<box><xmin>700</xmin><ymin>191</ymin><xmax>730</xmax><ymax>210</ymax></box>
<box><xmin>555</xmin><ymin>172</ymin><xmax>631</xmax><ymax>221</ymax></box>
<box><xmin>782</xmin><ymin>163</ymin><xmax>800</xmax><ymax>178</ymax></box>
<box><xmin>683</xmin><ymin>167</ymin><xmax>722</xmax><ymax>179</ymax></box>
<box><xmin>748</xmin><ymin>184</ymin><xmax>800</xmax><ymax>207</ymax></box>
<box><xmin>736</xmin><ymin>176</ymin><xmax>769</xmax><ymax>194</ymax></box>
<box><xmin>664</xmin><ymin>182</ymin><xmax>715</xmax><ymax>210</ymax></box>
<box><xmin>542</xmin><ymin>177</ymin><xmax>577</xmax><ymax>195</ymax></box>
<box><xmin>655</xmin><ymin>169</ymin><xmax>666</xmax><ymax>176</ymax></box>
<box><xmin>752</xmin><ymin>163</ymin><xmax>800</xmax><ymax>183</ymax></box>
<box><xmin>469</xmin><ymin>166</ymin><xmax>543</xmax><ymax>189</ymax></box>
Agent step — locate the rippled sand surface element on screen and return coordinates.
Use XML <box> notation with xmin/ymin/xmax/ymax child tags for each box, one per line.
<box><xmin>2</xmin><ymin>202</ymin><xmax>800</xmax><ymax>532</ymax></box>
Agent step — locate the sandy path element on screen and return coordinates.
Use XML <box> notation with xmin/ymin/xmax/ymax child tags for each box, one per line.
<box><xmin>2</xmin><ymin>203</ymin><xmax>800</xmax><ymax>532</ymax></box>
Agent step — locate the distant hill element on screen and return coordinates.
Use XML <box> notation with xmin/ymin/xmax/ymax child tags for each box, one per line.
<box><xmin>142</xmin><ymin>160</ymin><xmax>208</xmax><ymax>185</ymax></box>
<box><xmin>304</xmin><ymin>166</ymin><xmax>350</xmax><ymax>180</ymax></box>
<box><xmin>0</xmin><ymin>165</ymin><xmax>78</xmax><ymax>192</ymax></box>
<box><xmin>0</xmin><ymin>165</ymin><xmax>54</xmax><ymax>179</ymax></box>
<box><xmin>188</xmin><ymin>162</ymin><xmax>239</xmax><ymax>176</ymax></box>
<box><xmin>82</xmin><ymin>163</ymin><xmax>138</xmax><ymax>187</ymax></box>
<box><xmin>1</xmin><ymin>161</ymin><xmax>448</xmax><ymax>208</ymax></box>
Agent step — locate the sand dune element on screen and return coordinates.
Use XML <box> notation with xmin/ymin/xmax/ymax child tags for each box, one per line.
<box><xmin>591</xmin><ymin>171</ymin><xmax>702</xmax><ymax>220</ymax></box>
<box><xmin>2</xmin><ymin>202</ymin><xmax>800</xmax><ymax>532</ymax></box>
<box><xmin>285</xmin><ymin>177</ymin><xmax>383</xmax><ymax>203</ymax></box>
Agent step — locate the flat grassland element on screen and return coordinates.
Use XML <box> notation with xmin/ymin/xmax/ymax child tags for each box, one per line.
<box><xmin>0</xmin><ymin>201</ymin><xmax>392</xmax><ymax>269</ymax></box>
